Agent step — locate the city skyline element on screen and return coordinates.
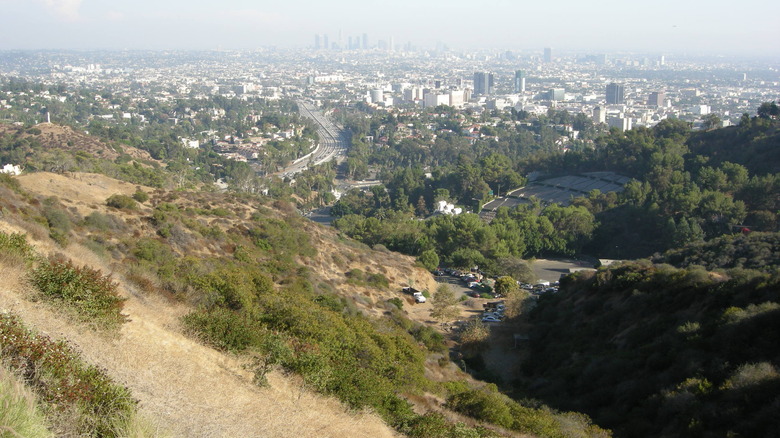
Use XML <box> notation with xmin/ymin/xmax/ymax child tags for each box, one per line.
<box><xmin>0</xmin><ymin>0</ymin><xmax>779</xmax><ymax>57</ymax></box>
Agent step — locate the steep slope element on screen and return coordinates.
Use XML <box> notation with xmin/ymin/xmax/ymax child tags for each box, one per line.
<box><xmin>0</xmin><ymin>210</ymin><xmax>399</xmax><ymax>437</ymax></box>
<box><xmin>513</xmin><ymin>259</ymin><xmax>780</xmax><ymax>437</ymax></box>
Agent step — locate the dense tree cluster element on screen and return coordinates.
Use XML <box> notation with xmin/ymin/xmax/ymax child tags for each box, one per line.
<box><xmin>517</xmin><ymin>255</ymin><xmax>780</xmax><ymax>437</ymax></box>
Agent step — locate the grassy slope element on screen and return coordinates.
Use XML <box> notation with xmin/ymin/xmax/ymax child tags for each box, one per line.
<box><xmin>0</xmin><ymin>173</ymin><xmax>406</xmax><ymax>438</ymax></box>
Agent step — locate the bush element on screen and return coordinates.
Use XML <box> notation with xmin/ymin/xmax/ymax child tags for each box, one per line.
<box><xmin>387</xmin><ymin>297</ymin><xmax>404</xmax><ymax>309</ymax></box>
<box><xmin>131</xmin><ymin>189</ymin><xmax>149</xmax><ymax>203</ymax></box>
<box><xmin>447</xmin><ymin>386</ymin><xmax>514</xmax><ymax>429</ymax></box>
<box><xmin>0</xmin><ymin>231</ymin><xmax>38</xmax><ymax>265</ymax></box>
<box><xmin>106</xmin><ymin>194</ymin><xmax>137</xmax><ymax>210</ymax></box>
<box><xmin>182</xmin><ymin>308</ymin><xmax>262</xmax><ymax>352</ymax></box>
<box><xmin>29</xmin><ymin>257</ymin><xmax>127</xmax><ymax>329</ymax></box>
<box><xmin>0</xmin><ymin>314</ymin><xmax>135</xmax><ymax>437</ymax></box>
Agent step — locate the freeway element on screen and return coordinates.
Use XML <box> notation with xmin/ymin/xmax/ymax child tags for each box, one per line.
<box><xmin>278</xmin><ymin>100</ymin><xmax>350</xmax><ymax>177</ymax></box>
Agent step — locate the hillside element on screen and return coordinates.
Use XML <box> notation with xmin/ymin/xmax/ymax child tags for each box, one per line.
<box><xmin>0</xmin><ymin>170</ymin><xmax>611</xmax><ymax>437</ymax></box>
<box><xmin>0</xmin><ymin>172</ymin><xmax>417</xmax><ymax>437</ymax></box>
<box><xmin>506</xmin><ymin>257</ymin><xmax>780</xmax><ymax>437</ymax></box>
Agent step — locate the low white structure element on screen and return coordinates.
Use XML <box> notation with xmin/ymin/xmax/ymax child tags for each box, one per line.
<box><xmin>1</xmin><ymin>164</ymin><xmax>22</xmax><ymax>176</ymax></box>
<box><xmin>436</xmin><ymin>200</ymin><xmax>463</xmax><ymax>215</ymax></box>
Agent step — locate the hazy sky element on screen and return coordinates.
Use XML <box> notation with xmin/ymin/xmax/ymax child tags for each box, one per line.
<box><xmin>1</xmin><ymin>0</ymin><xmax>778</xmax><ymax>56</ymax></box>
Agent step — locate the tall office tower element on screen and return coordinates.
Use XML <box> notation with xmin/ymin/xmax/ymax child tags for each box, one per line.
<box><xmin>606</xmin><ymin>83</ymin><xmax>625</xmax><ymax>104</ymax></box>
<box><xmin>314</xmin><ymin>34</ymin><xmax>321</xmax><ymax>50</ymax></box>
<box><xmin>514</xmin><ymin>70</ymin><xmax>526</xmax><ymax>93</ymax></box>
<box><xmin>473</xmin><ymin>72</ymin><xmax>494</xmax><ymax>96</ymax></box>
<box><xmin>338</xmin><ymin>29</ymin><xmax>342</xmax><ymax>49</ymax></box>
<box><xmin>544</xmin><ymin>47</ymin><xmax>553</xmax><ymax>62</ymax></box>
<box><xmin>389</xmin><ymin>36</ymin><xmax>395</xmax><ymax>51</ymax></box>
<box><xmin>659</xmin><ymin>55</ymin><xmax>665</xmax><ymax>66</ymax></box>
<box><xmin>549</xmin><ymin>88</ymin><xmax>564</xmax><ymax>101</ymax></box>
<box><xmin>648</xmin><ymin>91</ymin><xmax>665</xmax><ymax>107</ymax></box>
<box><xmin>362</xmin><ymin>33</ymin><xmax>368</xmax><ymax>49</ymax></box>
<box><xmin>323</xmin><ymin>34</ymin><xmax>329</xmax><ymax>50</ymax></box>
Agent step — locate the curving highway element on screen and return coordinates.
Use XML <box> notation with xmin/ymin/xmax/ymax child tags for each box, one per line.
<box><xmin>279</xmin><ymin>100</ymin><xmax>350</xmax><ymax>177</ymax></box>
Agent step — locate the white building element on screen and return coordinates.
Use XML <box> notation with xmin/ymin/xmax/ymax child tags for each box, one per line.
<box><xmin>1</xmin><ymin>164</ymin><xmax>22</xmax><ymax>175</ymax></box>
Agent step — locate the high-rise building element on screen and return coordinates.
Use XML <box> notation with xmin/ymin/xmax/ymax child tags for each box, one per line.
<box><xmin>323</xmin><ymin>34</ymin><xmax>329</xmax><ymax>50</ymax></box>
<box><xmin>549</xmin><ymin>88</ymin><xmax>564</xmax><ymax>101</ymax></box>
<box><xmin>514</xmin><ymin>70</ymin><xmax>526</xmax><ymax>93</ymax></box>
<box><xmin>543</xmin><ymin>47</ymin><xmax>553</xmax><ymax>63</ymax></box>
<box><xmin>593</xmin><ymin>106</ymin><xmax>606</xmax><ymax>124</ymax></box>
<box><xmin>473</xmin><ymin>72</ymin><xmax>494</xmax><ymax>96</ymax></box>
<box><xmin>362</xmin><ymin>33</ymin><xmax>368</xmax><ymax>50</ymax></box>
<box><xmin>648</xmin><ymin>91</ymin><xmax>665</xmax><ymax>107</ymax></box>
<box><xmin>314</xmin><ymin>34</ymin><xmax>321</xmax><ymax>50</ymax></box>
<box><xmin>606</xmin><ymin>83</ymin><xmax>625</xmax><ymax>105</ymax></box>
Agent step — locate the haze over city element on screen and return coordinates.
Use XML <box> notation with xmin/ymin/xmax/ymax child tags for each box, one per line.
<box><xmin>1</xmin><ymin>0</ymin><xmax>779</xmax><ymax>56</ymax></box>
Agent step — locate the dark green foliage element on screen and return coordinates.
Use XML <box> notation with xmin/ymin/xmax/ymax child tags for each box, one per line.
<box><xmin>29</xmin><ymin>257</ymin><xmax>127</xmax><ymax>329</ymax></box>
<box><xmin>131</xmin><ymin>189</ymin><xmax>149</xmax><ymax>203</ymax></box>
<box><xmin>182</xmin><ymin>308</ymin><xmax>262</xmax><ymax>352</ymax></box>
<box><xmin>519</xmin><ymin>259</ymin><xmax>780</xmax><ymax>437</ymax></box>
<box><xmin>386</xmin><ymin>297</ymin><xmax>404</xmax><ymax>309</ymax></box>
<box><xmin>0</xmin><ymin>314</ymin><xmax>135</xmax><ymax>437</ymax></box>
<box><xmin>409</xmin><ymin>325</ymin><xmax>447</xmax><ymax>353</ymax></box>
<box><xmin>105</xmin><ymin>194</ymin><xmax>137</xmax><ymax>210</ymax></box>
<box><xmin>446</xmin><ymin>385</ymin><xmax>607</xmax><ymax>437</ymax></box>
<box><xmin>654</xmin><ymin>231</ymin><xmax>780</xmax><ymax>272</ymax></box>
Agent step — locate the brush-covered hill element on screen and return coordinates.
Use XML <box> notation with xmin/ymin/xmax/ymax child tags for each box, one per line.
<box><xmin>512</xmin><ymin>251</ymin><xmax>780</xmax><ymax>437</ymax></box>
<box><xmin>0</xmin><ymin>169</ymin><xmax>609</xmax><ymax>437</ymax></box>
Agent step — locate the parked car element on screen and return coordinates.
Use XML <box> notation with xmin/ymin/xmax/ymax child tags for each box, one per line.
<box><xmin>482</xmin><ymin>315</ymin><xmax>501</xmax><ymax>323</ymax></box>
<box><xmin>413</xmin><ymin>292</ymin><xmax>427</xmax><ymax>303</ymax></box>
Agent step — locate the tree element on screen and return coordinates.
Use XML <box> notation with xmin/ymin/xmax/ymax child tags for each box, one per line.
<box><xmin>430</xmin><ymin>284</ymin><xmax>461</xmax><ymax>322</ymax></box>
<box><xmin>757</xmin><ymin>101</ymin><xmax>779</xmax><ymax>119</ymax></box>
<box><xmin>702</xmin><ymin>114</ymin><xmax>722</xmax><ymax>131</ymax></box>
<box><xmin>494</xmin><ymin>276</ymin><xmax>520</xmax><ymax>298</ymax></box>
<box><xmin>418</xmin><ymin>249</ymin><xmax>440</xmax><ymax>272</ymax></box>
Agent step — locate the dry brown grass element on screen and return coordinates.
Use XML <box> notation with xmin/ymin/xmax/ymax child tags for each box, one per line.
<box><xmin>1</xmin><ymin>176</ymin><xmax>403</xmax><ymax>437</ymax></box>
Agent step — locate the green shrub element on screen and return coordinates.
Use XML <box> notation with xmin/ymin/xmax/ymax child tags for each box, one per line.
<box><xmin>366</xmin><ymin>272</ymin><xmax>389</xmax><ymax>289</ymax></box>
<box><xmin>29</xmin><ymin>257</ymin><xmax>127</xmax><ymax>328</ymax></box>
<box><xmin>447</xmin><ymin>386</ymin><xmax>514</xmax><ymax>429</ymax></box>
<box><xmin>182</xmin><ymin>308</ymin><xmax>262</xmax><ymax>352</ymax></box>
<box><xmin>106</xmin><ymin>194</ymin><xmax>137</xmax><ymax>210</ymax></box>
<box><xmin>132</xmin><ymin>238</ymin><xmax>172</xmax><ymax>263</ymax></box>
<box><xmin>0</xmin><ymin>173</ymin><xmax>23</xmax><ymax>192</ymax></box>
<box><xmin>0</xmin><ymin>314</ymin><xmax>135</xmax><ymax>437</ymax></box>
<box><xmin>410</xmin><ymin>325</ymin><xmax>446</xmax><ymax>353</ymax></box>
<box><xmin>0</xmin><ymin>231</ymin><xmax>38</xmax><ymax>265</ymax></box>
<box><xmin>42</xmin><ymin>206</ymin><xmax>72</xmax><ymax>233</ymax></box>
<box><xmin>387</xmin><ymin>297</ymin><xmax>404</xmax><ymax>309</ymax></box>
<box><xmin>131</xmin><ymin>189</ymin><xmax>149</xmax><ymax>203</ymax></box>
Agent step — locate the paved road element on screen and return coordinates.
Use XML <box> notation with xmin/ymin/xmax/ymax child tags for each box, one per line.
<box><xmin>532</xmin><ymin>258</ymin><xmax>596</xmax><ymax>283</ymax></box>
<box><xmin>278</xmin><ymin>101</ymin><xmax>350</xmax><ymax>177</ymax></box>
